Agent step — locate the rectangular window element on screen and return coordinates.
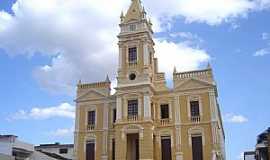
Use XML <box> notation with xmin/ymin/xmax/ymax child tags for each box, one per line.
<box><xmin>88</xmin><ymin>111</ymin><xmax>96</xmax><ymax>125</ymax></box>
<box><xmin>190</xmin><ymin>101</ymin><xmax>200</xmax><ymax>117</ymax></box>
<box><xmin>86</xmin><ymin>140</ymin><xmax>95</xmax><ymax>160</ymax></box>
<box><xmin>113</xmin><ymin>108</ymin><xmax>116</xmax><ymax>123</ymax></box>
<box><xmin>192</xmin><ymin>136</ymin><xmax>203</xmax><ymax>160</ymax></box>
<box><xmin>59</xmin><ymin>148</ymin><xmax>68</xmax><ymax>154</ymax></box>
<box><xmin>161</xmin><ymin>137</ymin><xmax>172</xmax><ymax>160</ymax></box>
<box><xmin>160</xmin><ymin>104</ymin><xmax>169</xmax><ymax>119</ymax></box>
<box><xmin>130</xmin><ymin>24</ymin><xmax>136</xmax><ymax>31</ymax></box>
<box><xmin>128</xmin><ymin>100</ymin><xmax>138</xmax><ymax>117</ymax></box>
<box><xmin>128</xmin><ymin>47</ymin><xmax>137</xmax><ymax>63</ymax></box>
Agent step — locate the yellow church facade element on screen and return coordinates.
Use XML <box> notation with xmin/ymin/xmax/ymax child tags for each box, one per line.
<box><xmin>74</xmin><ymin>0</ymin><xmax>226</xmax><ymax>160</ymax></box>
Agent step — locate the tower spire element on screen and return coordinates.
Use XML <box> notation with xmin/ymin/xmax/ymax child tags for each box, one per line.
<box><xmin>122</xmin><ymin>0</ymin><xmax>144</xmax><ymax>23</ymax></box>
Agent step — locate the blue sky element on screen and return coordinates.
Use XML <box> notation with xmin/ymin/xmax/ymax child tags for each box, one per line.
<box><xmin>0</xmin><ymin>0</ymin><xmax>270</xmax><ymax>159</ymax></box>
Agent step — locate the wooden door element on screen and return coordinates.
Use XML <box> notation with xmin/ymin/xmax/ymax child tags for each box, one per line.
<box><xmin>192</xmin><ymin>136</ymin><xmax>203</xmax><ymax>160</ymax></box>
<box><xmin>161</xmin><ymin>138</ymin><xmax>172</xmax><ymax>160</ymax></box>
<box><xmin>86</xmin><ymin>142</ymin><xmax>95</xmax><ymax>160</ymax></box>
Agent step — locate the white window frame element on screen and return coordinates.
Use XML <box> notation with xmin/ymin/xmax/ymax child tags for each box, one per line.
<box><xmin>85</xmin><ymin>106</ymin><xmax>97</xmax><ymax>128</ymax></box>
<box><xmin>188</xmin><ymin>127</ymin><xmax>205</xmax><ymax>147</ymax></box>
<box><xmin>187</xmin><ymin>95</ymin><xmax>203</xmax><ymax>119</ymax></box>
<box><xmin>129</xmin><ymin>24</ymin><xmax>137</xmax><ymax>31</ymax></box>
<box><xmin>126</xmin><ymin>43</ymin><xmax>139</xmax><ymax>64</ymax></box>
<box><xmin>84</xmin><ymin>134</ymin><xmax>96</xmax><ymax>153</ymax></box>
<box><xmin>160</xmin><ymin>104</ymin><xmax>170</xmax><ymax>119</ymax></box>
<box><xmin>158</xmin><ymin>100</ymin><xmax>172</xmax><ymax>120</ymax></box>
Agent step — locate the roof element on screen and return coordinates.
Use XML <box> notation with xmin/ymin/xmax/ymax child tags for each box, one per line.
<box><xmin>257</xmin><ymin>127</ymin><xmax>270</xmax><ymax>144</ymax></box>
<box><xmin>35</xmin><ymin>143</ymin><xmax>74</xmax><ymax>149</ymax></box>
<box><xmin>0</xmin><ymin>135</ymin><xmax>17</xmax><ymax>139</ymax></box>
<box><xmin>37</xmin><ymin>151</ymin><xmax>72</xmax><ymax>160</ymax></box>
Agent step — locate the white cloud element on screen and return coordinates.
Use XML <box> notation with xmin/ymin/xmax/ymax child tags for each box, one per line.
<box><xmin>155</xmin><ymin>38</ymin><xmax>210</xmax><ymax>80</ymax></box>
<box><xmin>254</xmin><ymin>48</ymin><xmax>270</xmax><ymax>56</ymax></box>
<box><xmin>144</xmin><ymin>0</ymin><xmax>270</xmax><ymax>26</ymax></box>
<box><xmin>224</xmin><ymin>113</ymin><xmax>248</xmax><ymax>123</ymax></box>
<box><xmin>231</xmin><ymin>23</ymin><xmax>240</xmax><ymax>30</ymax></box>
<box><xmin>8</xmin><ymin>102</ymin><xmax>75</xmax><ymax>120</ymax></box>
<box><xmin>169</xmin><ymin>32</ymin><xmax>204</xmax><ymax>45</ymax></box>
<box><xmin>1</xmin><ymin>0</ymin><xmax>270</xmax><ymax>95</ymax></box>
<box><xmin>0</xmin><ymin>0</ymin><xmax>129</xmax><ymax>94</ymax></box>
<box><xmin>48</xmin><ymin>127</ymin><xmax>74</xmax><ymax>137</ymax></box>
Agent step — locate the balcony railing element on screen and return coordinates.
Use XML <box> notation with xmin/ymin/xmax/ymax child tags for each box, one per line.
<box><xmin>191</xmin><ymin>116</ymin><xmax>201</xmax><ymax>123</ymax></box>
<box><xmin>87</xmin><ymin>124</ymin><xmax>95</xmax><ymax>131</ymax></box>
<box><xmin>160</xmin><ymin>118</ymin><xmax>171</xmax><ymax>126</ymax></box>
<box><xmin>128</xmin><ymin>115</ymin><xmax>138</xmax><ymax>122</ymax></box>
<box><xmin>128</xmin><ymin>62</ymin><xmax>137</xmax><ymax>68</ymax></box>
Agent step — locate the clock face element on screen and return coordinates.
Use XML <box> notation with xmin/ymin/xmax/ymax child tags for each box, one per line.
<box><xmin>129</xmin><ymin>73</ymin><xmax>136</xmax><ymax>80</ymax></box>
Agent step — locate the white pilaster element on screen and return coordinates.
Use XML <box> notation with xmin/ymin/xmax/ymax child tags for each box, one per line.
<box><xmin>119</xmin><ymin>47</ymin><xmax>123</xmax><ymax>69</ymax></box>
<box><xmin>102</xmin><ymin>132</ymin><xmax>108</xmax><ymax>158</ymax></box>
<box><xmin>75</xmin><ymin>105</ymin><xmax>80</xmax><ymax>132</ymax></box>
<box><xmin>174</xmin><ymin>96</ymin><xmax>181</xmax><ymax>125</ymax></box>
<box><xmin>138</xmin><ymin>97</ymin><xmax>142</xmax><ymax>117</ymax></box>
<box><xmin>143</xmin><ymin>94</ymin><xmax>151</xmax><ymax>119</ymax></box>
<box><xmin>209</xmin><ymin>91</ymin><xmax>218</xmax><ymax>121</ymax></box>
<box><xmin>103</xmin><ymin>103</ymin><xmax>109</xmax><ymax>129</ymax></box>
<box><xmin>175</xmin><ymin>126</ymin><xmax>181</xmax><ymax>149</ymax></box>
<box><xmin>102</xmin><ymin>103</ymin><xmax>109</xmax><ymax>158</ymax></box>
<box><xmin>143</xmin><ymin>43</ymin><xmax>149</xmax><ymax>66</ymax></box>
<box><xmin>116</xmin><ymin>97</ymin><xmax>122</xmax><ymax>121</ymax></box>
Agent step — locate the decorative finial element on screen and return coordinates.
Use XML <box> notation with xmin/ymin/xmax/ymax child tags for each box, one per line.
<box><xmin>105</xmin><ymin>75</ymin><xmax>110</xmax><ymax>83</ymax></box>
<box><xmin>207</xmin><ymin>62</ymin><xmax>212</xmax><ymax>69</ymax></box>
<box><xmin>173</xmin><ymin>66</ymin><xmax>177</xmax><ymax>73</ymax></box>
<box><xmin>142</xmin><ymin>7</ymin><xmax>146</xmax><ymax>18</ymax></box>
<box><xmin>78</xmin><ymin>79</ymin><xmax>82</xmax><ymax>84</ymax></box>
<box><xmin>120</xmin><ymin>11</ymin><xmax>125</xmax><ymax>22</ymax></box>
<box><xmin>148</xmin><ymin>18</ymin><xmax>152</xmax><ymax>25</ymax></box>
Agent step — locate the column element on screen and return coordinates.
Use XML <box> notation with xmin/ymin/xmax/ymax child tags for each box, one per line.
<box><xmin>119</xmin><ymin>46</ymin><xmax>123</xmax><ymax>69</ymax></box>
<box><xmin>140</xmin><ymin>129</ymin><xmax>153</xmax><ymax>160</ymax></box>
<box><xmin>115</xmin><ymin>129</ymin><xmax>127</xmax><ymax>160</ymax></box>
<box><xmin>156</xmin><ymin>133</ymin><xmax>161</xmax><ymax>160</ymax></box>
<box><xmin>138</xmin><ymin>97</ymin><xmax>142</xmax><ymax>119</ymax></box>
<box><xmin>102</xmin><ymin>103</ymin><xmax>109</xmax><ymax>160</ymax></box>
<box><xmin>116</xmin><ymin>97</ymin><xmax>122</xmax><ymax>121</ymax></box>
<box><xmin>143</xmin><ymin>43</ymin><xmax>149</xmax><ymax>66</ymax></box>
<box><xmin>144</xmin><ymin>94</ymin><xmax>151</xmax><ymax>120</ymax></box>
<box><xmin>174</xmin><ymin>96</ymin><xmax>181</xmax><ymax>125</ymax></box>
<box><xmin>209</xmin><ymin>90</ymin><xmax>218</xmax><ymax>121</ymax></box>
<box><xmin>74</xmin><ymin>105</ymin><xmax>80</xmax><ymax>159</ymax></box>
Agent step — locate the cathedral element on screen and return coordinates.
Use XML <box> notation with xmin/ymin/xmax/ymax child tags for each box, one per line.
<box><xmin>74</xmin><ymin>0</ymin><xmax>226</xmax><ymax>160</ymax></box>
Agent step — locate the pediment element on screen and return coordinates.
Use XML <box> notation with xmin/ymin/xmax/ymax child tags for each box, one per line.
<box><xmin>76</xmin><ymin>89</ymin><xmax>107</xmax><ymax>102</ymax></box>
<box><xmin>174</xmin><ymin>78</ymin><xmax>214</xmax><ymax>91</ymax></box>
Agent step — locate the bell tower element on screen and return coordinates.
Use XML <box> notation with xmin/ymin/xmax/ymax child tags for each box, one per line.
<box><xmin>117</xmin><ymin>0</ymin><xmax>155</xmax><ymax>87</ymax></box>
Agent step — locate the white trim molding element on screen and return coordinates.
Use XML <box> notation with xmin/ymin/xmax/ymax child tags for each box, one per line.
<box><xmin>85</xmin><ymin>106</ymin><xmax>97</xmax><ymax>129</ymax></box>
<box><xmin>144</xmin><ymin>94</ymin><xmax>151</xmax><ymax>119</ymax></box>
<box><xmin>116</xmin><ymin>97</ymin><xmax>122</xmax><ymax>121</ymax></box>
<box><xmin>143</xmin><ymin>43</ymin><xmax>149</xmax><ymax>66</ymax></box>
<box><xmin>174</xmin><ymin>96</ymin><xmax>181</xmax><ymax>125</ymax></box>
<box><xmin>84</xmin><ymin>134</ymin><xmax>96</xmax><ymax>153</ymax></box>
<box><xmin>157</xmin><ymin>99</ymin><xmax>172</xmax><ymax>121</ymax></box>
<box><xmin>187</xmin><ymin>95</ymin><xmax>203</xmax><ymax>119</ymax></box>
<box><xmin>188</xmin><ymin>126</ymin><xmax>205</xmax><ymax>147</ymax></box>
